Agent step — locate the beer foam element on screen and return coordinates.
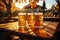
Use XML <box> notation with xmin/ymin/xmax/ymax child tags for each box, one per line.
<box><xmin>18</xmin><ymin>13</ymin><xmax>26</xmax><ymax>15</ymax></box>
<box><xmin>35</xmin><ymin>13</ymin><xmax>43</xmax><ymax>15</ymax></box>
<box><xmin>19</xmin><ymin>26</ymin><xmax>25</xmax><ymax>27</ymax></box>
<box><xmin>28</xmin><ymin>13</ymin><xmax>34</xmax><ymax>15</ymax></box>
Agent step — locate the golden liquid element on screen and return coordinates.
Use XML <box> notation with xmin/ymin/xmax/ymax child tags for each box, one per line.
<box><xmin>18</xmin><ymin>13</ymin><xmax>43</xmax><ymax>34</ymax></box>
<box><xmin>27</xmin><ymin>13</ymin><xmax>35</xmax><ymax>31</ymax></box>
<box><xmin>35</xmin><ymin>13</ymin><xmax>43</xmax><ymax>28</ymax></box>
<box><xmin>18</xmin><ymin>15</ymin><xmax>26</xmax><ymax>26</ymax></box>
<box><xmin>18</xmin><ymin>13</ymin><xmax>26</xmax><ymax>33</ymax></box>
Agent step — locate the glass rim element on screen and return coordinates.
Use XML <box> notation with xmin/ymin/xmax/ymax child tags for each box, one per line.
<box><xmin>18</xmin><ymin>13</ymin><xmax>26</xmax><ymax>15</ymax></box>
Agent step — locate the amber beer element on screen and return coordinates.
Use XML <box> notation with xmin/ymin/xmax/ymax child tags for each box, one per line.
<box><xmin>27</xmin><ymin>13</ymin><xmax>35</xmax><ymax>31</ymax></box>
<box><xmin>35</xmin><ymin>13</ymin><xmax>43</xmax><ymax>28</ymax></box>
<box><xmin>18</xmin><ymin>13</ymin><xmax>26</xmax><ymax>33</ymax></box>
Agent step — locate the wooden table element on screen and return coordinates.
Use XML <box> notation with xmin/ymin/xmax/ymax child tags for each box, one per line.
<box><xmin>0</xmin><ymin>21</ymin><xmax>59</xmax><ymax>38</ymax></box>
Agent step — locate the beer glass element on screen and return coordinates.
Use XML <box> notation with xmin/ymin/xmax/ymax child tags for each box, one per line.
<box><xmin>34</xmin><ymin>13</ymin><xmax>43</xmax><ymax>28</ymax></box>
<box><xmin>27</xmin><ymin>13</ymin><xmax>35</xmax><ymax>31</ymax></box>
<box><xmin>18</xmin><ymin>13</ymin><xmax>26</xmax><ymax>33</ymax></box>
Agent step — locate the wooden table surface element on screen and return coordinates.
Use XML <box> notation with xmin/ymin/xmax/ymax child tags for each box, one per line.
<box><xmin>0</xmin><ymin>21</ymin><xmax>59</xmax><ymax>38</ymax></box>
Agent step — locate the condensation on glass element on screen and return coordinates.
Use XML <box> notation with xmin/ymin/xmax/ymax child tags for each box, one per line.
<box><xmin>18</xmin><ymin>12</ymin><xmax>43</xmax><ymax>33</ymax></box>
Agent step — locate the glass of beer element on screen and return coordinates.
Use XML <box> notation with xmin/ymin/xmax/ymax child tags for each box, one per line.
<box><xmin>34</xmin><ymin>13</ymin><xmax>43</xmax><ymax>28</ymax></box>
<box><xmin>18</xmin><ymin>13</ymin><xmax>26</xmax><ymax>33</ymax></box>
<box><xmin>27</xmin><ymin>13</ymin><xmax>35</xmax><ymax>31</ymax></box>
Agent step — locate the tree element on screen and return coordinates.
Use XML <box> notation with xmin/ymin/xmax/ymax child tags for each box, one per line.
<box><xmin>55</xmin><ymin>0</ymin><xmax>60</xmax><ymax>16</ymax></box>
<box><xmin>0</xmin><ymin>0</ymin><xmax>7</xmax><ymax>11</ymax></box>
<box><xmin>43</xmin><ymin>0</ymin><xmax>46</xmax><ymax>9</ymax></box>
<box><xmin>2</xmin><ymin>0</ymin><xmax>13</xmax><ymax>21</ymax></box>
<box><xmin>55</xmin><ymin>0</ymin><xmax>60</xmax><ymax>13</ymax></box>
<box><xmin>43</xmin><ymin>0</ymin><xmax>46</xmax><ymax>14</ymax></box>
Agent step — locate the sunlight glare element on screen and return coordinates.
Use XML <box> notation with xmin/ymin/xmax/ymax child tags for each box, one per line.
<box><xmin>15</xmin><ymin>2</ymin><xmax>27</xmax><ymax>9</ymax></box>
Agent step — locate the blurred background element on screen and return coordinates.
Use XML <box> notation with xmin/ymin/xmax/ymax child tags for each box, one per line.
<box><xmin>0</xmin><ymin>0</ymin><xmax>60</xmax><ymax>23</ymax></box>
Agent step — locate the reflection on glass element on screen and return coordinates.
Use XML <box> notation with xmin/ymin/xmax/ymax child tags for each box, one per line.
<box><xmin>27</xmin><ymin>13</ymin><xmax>35</xmax><ymax>31</ymax></box>
<box><xmin>18</xmin><ymin>13</ymin><xmax>26</xmax><ymax>33</ymax></box>
<box><xmin>35</xmin><ymin>13</ymin><xmax>43</xmax><ymax>28</ymax></box>
<box><xmin>18</xmin><ymin>12</ymin><xmax>44</xmax><ymax>36</ymax></box>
